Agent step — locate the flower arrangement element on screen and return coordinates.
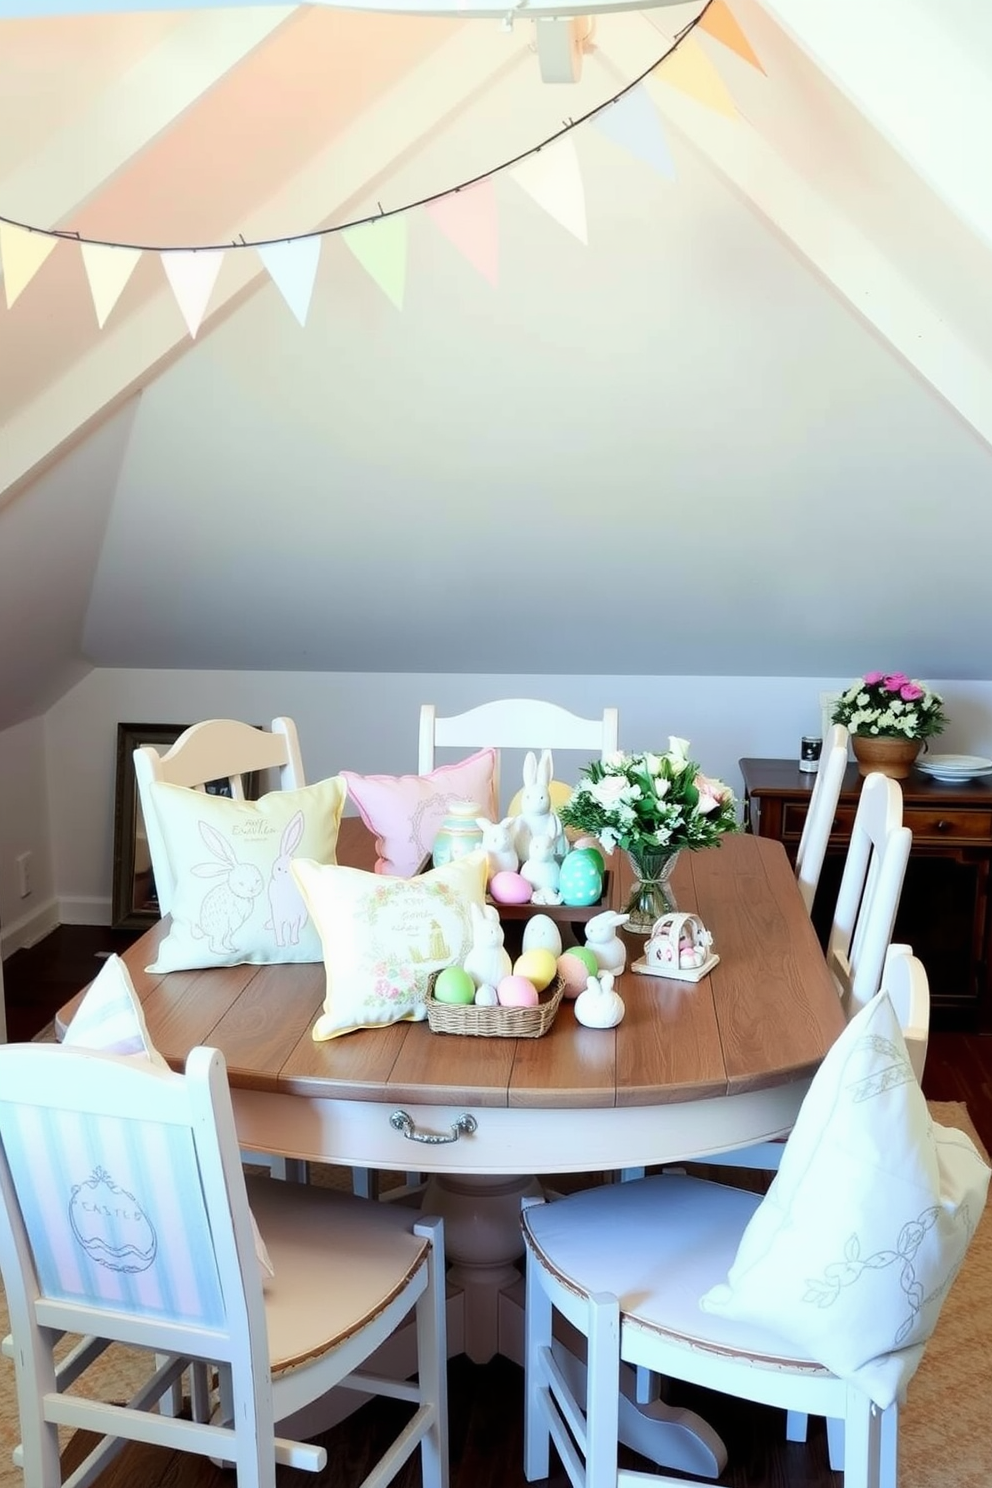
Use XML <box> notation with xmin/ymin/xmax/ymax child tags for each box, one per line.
<box><xmin>831</xmin><ymin>672</ymin><xmax>948</xmax><ymax>741</ymax></box>
<box><xmin>558</xmin><ymin>738</ymin><xmax>739</xmax><ymax>858</ymax></box>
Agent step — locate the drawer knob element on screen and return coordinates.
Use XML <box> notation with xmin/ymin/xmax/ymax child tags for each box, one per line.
<box><xmin>390</xmin><ymin>1110</ymin><xmax>478</xmax><ymax>1145</ymax></box>
<box><xmin>936</xmin><ymin>820</ymin><xmax>951</xmax><ymax>832</ymax></box>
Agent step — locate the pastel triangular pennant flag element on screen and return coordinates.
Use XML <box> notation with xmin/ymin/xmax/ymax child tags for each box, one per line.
<box><xmin>699</xmin><ymin>0</ymin><xmax>766</xmax><ymax>75</ymax></box>
<box><xmin>161</xmin><ymin>248</ymin><xmax>224</xmax><ymax>338</ymax></box>
<box><xmin>0</xmin><ymin>222</ymin><xmax>58</xmax><ymax>307</ymax></box>
<box><xmin>591</xmin><ymin>84</ymin><xmax>676</xmax><ymax>182</ymax></box>
<box><xmin>425</xmin><ymin>180</ymin><xmax>498</xmax><ymax>287</ymax></box>
<box><xmin>257</xmin><ymin>234</ymin><xmax>322</xmax><ymax>326</ymax></box>
<box><xmin>80</xmin><ymin>241</ymin><xmax>142</xmax><ymax>328</ymax></box>
<box><xmin>511</xmin><ymin>137</ymin><xmax>587</xmax><ymax>245</ymax></box>
<box><xmin>658</xmin><ymin>33</ymin><xmax>738</xmax><ymax>119</ymax></box>
<box><xmin>341</xmin><ymin>216</ymin><xmax>407</xmax><ymax>309</ymax></box>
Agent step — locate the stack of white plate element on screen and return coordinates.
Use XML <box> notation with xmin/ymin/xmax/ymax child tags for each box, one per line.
<box><xmin>916</xmin><ymin>754</ymin><xmax>992</xmax><ymax>783</ymax></box>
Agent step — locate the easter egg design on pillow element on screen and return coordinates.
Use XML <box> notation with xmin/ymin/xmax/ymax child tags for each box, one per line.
<box><xmin>69</xmin><ymin>1166</ymin><xmax>157</xmax><ymax>1274</ymax></box>
<box><xmin>558</xmin><ymin>850</ymin><xmax>603</xmax><ymax>907</ymax></box>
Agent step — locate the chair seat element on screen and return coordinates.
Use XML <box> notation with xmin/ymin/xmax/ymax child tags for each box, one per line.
<box><xmin>522</xmin><ymin>1174</ymin><xmax>830</xmax><ymax>1376</ymax></box>
<box><xmin>246</xmin><ymin>1176</ymin><xmax>430</xmax><ymax>1376</ymax></box>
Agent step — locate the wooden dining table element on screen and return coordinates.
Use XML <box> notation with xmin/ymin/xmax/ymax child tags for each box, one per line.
<box><xmin>58</xmin><ymin>819</ymin><xmax>844</xmax><ymax>1477</ymax></box>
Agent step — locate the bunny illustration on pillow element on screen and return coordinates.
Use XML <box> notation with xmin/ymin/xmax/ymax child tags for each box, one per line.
<box><xmin>513</xmin><ymin>750</ymin><xmax>564</xmax><ymax>861</ymax></box>
<box><xmin>191</xmin><ymin>823</ymin><xmax>264</xmax><ymax>956</ymax></box>
<box><xmin>265</xmin><ymin>809</ymin><xmax>309</xmax><ymax>948</ymax></box>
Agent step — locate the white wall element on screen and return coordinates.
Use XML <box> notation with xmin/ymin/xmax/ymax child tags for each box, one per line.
<box><xmin>0</xmin><ymin>715</ymin><xmax>58</xmax><ymax>955</ymax></box>
<box><xmin>27</xmin><ymin>666</ymin><xmax>992</xmax><ymax>928</ymax></box>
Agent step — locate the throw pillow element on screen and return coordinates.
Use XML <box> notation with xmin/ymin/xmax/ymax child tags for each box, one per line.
<box><xmin>64</xmin><ymin>954</ymin><xmax>275</xmax><ymax>1278</ymax></box>
<box><xmin>292</xmin><ymin>850</ymin><xmax>489</xmax><ymax>1040</ymax></box>
<box><xmin>700</xmin><ymin>990</ymin><xmax>990</xmax><ymax>1408</ymax></box>
<box><xmin>145</xmin><ymin>776</ymin><xmax>346</xmax><ymax>972</ymax></box>
<box><xmin>341</xmin><ymin>750</ymin><xmax>497</xmax><ymax>877</ymax></box>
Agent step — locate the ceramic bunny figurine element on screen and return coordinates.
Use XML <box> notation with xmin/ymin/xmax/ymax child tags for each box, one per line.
<box><xmin>475</xmin><ymin>815</ymin><xmax>519</xmax><ymax>877</ymax></box>
<box><xmin>513</xmin><ymin>749</ymin><xmax>564</xmax><ymax>861</ymax></box>
<box><xmin>583</xmin><ymin>910</ymin><xmax>630</xmax><ymax>975</ymax></box>
<box><xmin>574</xmin><ymin>971</ymin><xmax>625</xmax><ymax>1029</ymax></box>
<box><xmin>521</xmin><ymin>835</ymin><xmax>562</xmax><ymax>905</ymax></box>
<box><xmin>462</xmin><ymin>903</ymin><xmax>512</xmax><ymax>989</ymax></box>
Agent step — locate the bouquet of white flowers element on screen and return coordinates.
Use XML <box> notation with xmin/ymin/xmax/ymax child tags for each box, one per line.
<box><xmin>832</xmin><ymin>673</ymin><xmax>947</xmax><ymax>740</ymax></box>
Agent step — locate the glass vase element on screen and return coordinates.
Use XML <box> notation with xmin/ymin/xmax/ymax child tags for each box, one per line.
<box><xmin>624</xmin><ymin>848</ymin><xmax>681</xmax><ymax>935</ymax></box>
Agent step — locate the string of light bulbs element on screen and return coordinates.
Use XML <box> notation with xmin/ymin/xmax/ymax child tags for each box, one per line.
<box><xmin>0</xmin><ymin>2</ymin><xmax>712</xmax><ymax>256</ymax></box>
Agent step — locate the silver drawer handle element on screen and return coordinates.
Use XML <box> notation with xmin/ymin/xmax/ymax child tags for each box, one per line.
<box><xmin>389</xmin><ymin>1110</ymin><xmax>478</xmax><ymax>1145</ymax></box>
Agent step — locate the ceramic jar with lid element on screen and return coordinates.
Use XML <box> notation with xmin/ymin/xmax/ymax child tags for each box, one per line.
<box><xmin>431</xmin><ymin>799</ymin><xmax>485</xmax><ymax>868</ymax></box>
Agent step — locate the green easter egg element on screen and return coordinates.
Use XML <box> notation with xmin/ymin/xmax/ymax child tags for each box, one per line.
<box><xmin>558</xmin><ymin>850</ymin><xmax>604</xmax><ymax>907</ymax></box>
<box><xmin>570</xmin><ymin>845</ymin><xmax>606</xmax><ymax>875</ymax></box>
<box><xmin>563</xmin><ymin>946</ymin><xmax>598</xmax><ymax>975</ymax></box>
<box><xmin>433</xmin><ymin>966</ymin><xmax>476</xmax><ymax>1004</ymax></box>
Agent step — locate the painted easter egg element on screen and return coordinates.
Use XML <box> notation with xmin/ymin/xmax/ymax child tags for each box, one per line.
<box><xmin>569</xmin><ymin>843</ymin><xmax>606</xmax><ymax>875</ymax></box>
<box><xmin>496</xmin><ymin>975</ymin><xmax>540</xmax><ymax>1008</ymax></box>
<box><xmin>474</xmin><ymin>983</ymin><xmax>499</xmax><ymax>1007</ymax></box>
<box><xmin>489</xmin><ymin>870</ymin><xmax>533</xmax><ymax>905</ymax></box>
<box><xmin>558</xmin><ymin>850</ymin><xmax>604</xmax><ymax>907</ymax></box>
<box><xmin>513</xmin><ymin>948</ymin><xmax>558</xmax><ymax>992</ymax></box>
<box><xmin>557</xmin><ymin>948</ymin><xmax>599</xmax><ymax>998</ymax></box>
<box><xmin>433</xmin><ymin>966</ymin><xmax>476</xmax><ymax>1004</ymax></box>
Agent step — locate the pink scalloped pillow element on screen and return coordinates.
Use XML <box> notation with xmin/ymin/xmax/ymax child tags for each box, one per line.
<box><xmin>342</xmin><ymin>750</ymin><xmax>498</xmax><ymax>877</ymax></box>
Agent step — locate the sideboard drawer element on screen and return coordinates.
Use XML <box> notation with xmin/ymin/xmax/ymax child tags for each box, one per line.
<box><xmin>902</xmin><ymin>807</ymin><xmax>992</xmax><ymax>843</ymax></box>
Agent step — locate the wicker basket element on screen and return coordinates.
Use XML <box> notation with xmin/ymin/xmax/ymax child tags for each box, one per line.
<box><xmin>426</xmin><ymin>973</ymin><xmax>565</xmax><ymax>1038</ymax></box>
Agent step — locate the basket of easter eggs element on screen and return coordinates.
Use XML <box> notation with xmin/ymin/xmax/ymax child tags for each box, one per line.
<box><xmin>426</xmin><ymin>950</ymin><xmax>565</xmax><ymax>1038</ymax></box>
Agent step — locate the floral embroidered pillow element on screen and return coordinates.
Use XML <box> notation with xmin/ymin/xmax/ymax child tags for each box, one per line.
<box><xmin>291</xmin><ymin>851</ymin><xmax>488</xmax><ymax>1039</ymax></box>
<box><xmin>341</xmin><ymin>750</ymin><xmax>497</xmax><ymax>876</ymax></box>
<box><xmin>145</xmin><ymin>777</ymin><xmax>346</xmax><ymax>972</ymax></box>
<box><xmin>700</xmin><ymin>991</ymin><xmax>990</xmax><ymax>1408</ymax></box>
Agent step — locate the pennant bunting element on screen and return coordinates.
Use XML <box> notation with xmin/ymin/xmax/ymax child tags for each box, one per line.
<box><xmin>161</xmin><ymin>249</ymin><xmax>224</xmax><ymax>338</ymax></box>
<box><xmin>0</xmin><ymin>222</ymin><xmax>58</xmax><ymax>307</ymax></box>
<box><xmin>511</xmin><ymin>137</ymin><xmax>587</xmax><ymax>245</ymax></box>
<box><xmin>425</xmin><ymin>180</ymin><xmax>499</xmax><ymax>287</ymax></box>
<box><xmin>80</xmin><ymin>242</ymin><xmax>142</xmax><ymax>328</ymax></box>
<box><xmin>658</xmin><ymin>33</ymin><xmax>739</xmax><ymax>119</ymax></box>
<box><xmin>341</xmin><ymin>216</ymin><xmax>407</xmax><ymax>309</ymax></box>
<box><xmin>591</xmin><ymin>84</ymin><xmax>676</xmax><ymax>182</ymax></box>
<box><xmin>257</xmin><ymin>235</ymin><xmax>322</xmax><ymax>326</ymax></box>
<box><xmin>699</xmin><ymin>0</ymin><xmax>766</xmax><ymax>75</ymax></box>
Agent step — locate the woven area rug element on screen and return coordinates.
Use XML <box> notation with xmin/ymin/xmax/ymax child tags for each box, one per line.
<box><xmin>0</xmin><ymin>1101</ymin><xmax>988</xmax><ymax>1488</ymax></box>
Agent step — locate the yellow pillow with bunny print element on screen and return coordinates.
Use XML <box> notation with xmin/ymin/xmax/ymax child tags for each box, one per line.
<box><xmin>292</xmin><ymin>851</ymin><xmax>489</xmax><ymax>1039</ymax></box>
<box><xmin>145</xmin><ymin>777</ymin><xmax>346</xmax><ymax>972</ymax></box>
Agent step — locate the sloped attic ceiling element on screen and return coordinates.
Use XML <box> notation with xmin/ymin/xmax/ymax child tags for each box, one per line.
<box><xmin>2</xmin><ymin>0</ymin><xmax>992</xmax><ymax>732</ymax></box>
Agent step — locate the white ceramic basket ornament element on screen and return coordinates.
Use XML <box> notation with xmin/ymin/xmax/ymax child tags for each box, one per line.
<box><xmin>631</xmin><ymin>910</ymin><xmax>719</xmax><ymax>984</ymax></box>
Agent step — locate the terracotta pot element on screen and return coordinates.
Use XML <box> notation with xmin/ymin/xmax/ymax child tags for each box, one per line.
<box><xmin>850</xmin><ymin>734</ymin><xmax>922</xmax><ymax>780</ymax></box>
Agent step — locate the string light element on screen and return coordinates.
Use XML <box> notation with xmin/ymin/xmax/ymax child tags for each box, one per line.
<box><xmin>0</xmin><ymin>4</ymin><xmax>711</xmax><ymax>257</ymax></box>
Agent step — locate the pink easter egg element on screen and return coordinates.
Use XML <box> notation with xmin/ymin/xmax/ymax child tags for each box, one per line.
<box><xmin>489</xmin><ymin>870</ymin><xmax>533</xmax><ymax>905</ymax></box>
<box><xmin>496</xmin><ymin>975</ymin><xmax>540</xmax><ymax>1008</ymax></box>
<box><xmin>556</xmin><ymin>951</ymin><xmax>596</xmax><ymax>999</ymax></box>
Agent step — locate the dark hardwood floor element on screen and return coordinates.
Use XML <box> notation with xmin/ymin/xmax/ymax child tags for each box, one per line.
<box><xmin>3</xmin><ymin>926</ymin><xmax>991</xmax><ymax>1486</ymax></box>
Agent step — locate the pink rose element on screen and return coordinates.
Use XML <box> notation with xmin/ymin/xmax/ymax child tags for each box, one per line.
<box><xmin>883</xmin><ymin>673</ymin><xmax>909</xmax><ymax>691</ymax></box>
<box><xmin>694</xmin><ymin>774</ymin><xmax>725</xmax><ymax>815</ymax></box>
<box><xmin>863</xmin><ymin>671</ymin><xmax>884</xmax><ymax>685</ymax></box>
<box><xmin>901</xmin><ymin>683</ymin><xmax>924</xmax><ymax>701</ymax></box>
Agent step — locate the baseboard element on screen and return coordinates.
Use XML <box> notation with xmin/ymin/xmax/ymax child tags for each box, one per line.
<box><xmin>0</xmin><ymin>897</ymin><xmax>60</xmax><ymax>958</ymax></box>
<box><xmin>57</xmin><ymin>896</ymin><xmax>112</xmax><ymax>927</ymax></box>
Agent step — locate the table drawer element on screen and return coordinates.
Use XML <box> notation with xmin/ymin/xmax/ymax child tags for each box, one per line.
<box><xmin>780</xmin><ymin>802</ymin><xmax>992</xmax><ymax>845</ymax></box>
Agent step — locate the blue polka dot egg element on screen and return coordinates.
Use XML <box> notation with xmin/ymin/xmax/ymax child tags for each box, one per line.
<box><xmin>558</xmin><ymin>848</ymin><xmax>604</xmax><ymax>907</ymax></box>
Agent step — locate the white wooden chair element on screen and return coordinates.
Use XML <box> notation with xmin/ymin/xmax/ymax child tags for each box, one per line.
<box><xmin>826</xmin><ymin>771</ymin><xmax>912</xmax><ymax>1019</ymax></box>
<box><xmin>418</xmin><ymin>700</ymin><xmax>619</xmax><ymax>807</ymax></box>
<box><xmin>795</xmin><ymin>723</ymin><xmax>849</xmax><ymax>915</ymax></box>
<box><xmin>0</xmin><ymin>1041</ymin><xmax>448</xmax><ymax>1488</ymax></box>
<box><xmin>521</xmin><ymin>950</ymin><xmax>933</xmax><ymax>1488</ymax></box>
<box><xmin>133</xmin><ymin>716</ymin><xmax>305</xmax><ymax>919</ymax></box>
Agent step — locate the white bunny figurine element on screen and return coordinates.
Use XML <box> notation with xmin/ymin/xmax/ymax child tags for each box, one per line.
<box><xmin>574</xmin><ymin>971</ymin><xmax>626</xmax><ymax>1029</ymax></box>
<box><xmin>521</xmin><ymin>835</ymin><xmax>562</xmax><ymax>905</ymax></box>
<box><xmin>513</xmin><ymin>749</ymin><xmax>564</xmax><ymax>861</ymax></box>
<box><xmin>583</xmin><ymin>910</ymin><xmax>631</xmax><ymax>975</ymax></box>
<box><xmin>462</xmin><ymin>903</ymin><xmax>512</xmax><ymax>989</ymax></box>
<box><xmin>475</xmin><ymin>815</ymin><xmax>519</xmax><ymax>877</ymax></box>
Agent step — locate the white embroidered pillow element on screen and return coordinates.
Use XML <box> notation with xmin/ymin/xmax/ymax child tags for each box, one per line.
<box><xmin>146</xmin><ymin>777</ymin><xmax>346</xmax><ymax>972</ymax></box>
<box><xmin>292</xmin><ymin>851</ymin><xmax>489</xmax><ymax>1040</ymax></box>
<box><xmin>64</xmin><ymin>955</ymin><xmax>274</xmax><ymax>1279</ymax></box>
<box><xmin>700</xmin><ymin>991</ymin><xmax>990</xmax><ymax>1407</ymax></box>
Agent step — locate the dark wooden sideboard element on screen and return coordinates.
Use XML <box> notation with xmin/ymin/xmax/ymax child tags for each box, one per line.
<box><xmin>739</xmin><ymin>757</ymin><xmax>992</xmax><ymax>1033</ymax></box>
